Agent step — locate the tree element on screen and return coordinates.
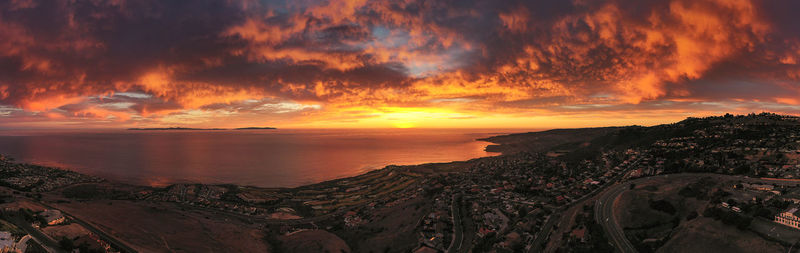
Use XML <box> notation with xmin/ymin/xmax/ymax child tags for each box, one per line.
<box><xmin>649</xmin><ymin>199</ymin><xmax>676</xmax><ymax>215</ymax></box>
<box><xmin>58</xmin><ymin>237</ymin><xmax>74</xmax><ymax>250</ymax></box>
<box><xmin>686</xmin><ymin>211</ymin><xmax>698</xmax><ymax>221</ymax></box>
<box><xmin>678</xmin><ymin>186</ymin><xmax>699</xmax><ymax>198</ymax></box>
<box><xmin>703</xmin><ymin>207</ymin><xmax>720</xmax><ymax>218</ymax></box>
<box><xmin>755</xmin><ymin>207</ymin><xmax>773</xmax><ymax>219</ymax></box>
<box><xmin>736</xmin><ymin>216</ymin><xmax>753</xmax><ymax>230</ymax></box>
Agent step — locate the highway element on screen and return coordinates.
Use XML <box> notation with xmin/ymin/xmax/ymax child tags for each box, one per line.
<box><xmin>594</xmin><ymin>174</ymin><xmax>706</xmax><ymax>253</ymax></box>
<box><xmin>594</xmin><ymin>181</ymin><xmax>638</xmax><ymax>253</ymax></box>
<box><xmin>593</xmin><ymin>173</ymin><xmax>800</xmax><ymax>253</ymax></box>
<box><xmin>448</xmin><ymin>194</ymin><xmax>464</xmax><ymax>253</ymax></box>
<box><xmin>528</xmin><ymin>212</ymin><xmax>559</xmax><ymax>252</ymax></box>
<box><xmin>528</xmin><ymin>158</ymin><xmax>641</xmax><ymax>252</ymax></box>
<box><xmin>5</xmin><ymin>212</ymin><xmax>64</xmax><ymax>253</ymax></box>
<box><xmin>39</xmin><ymin>202</ymin><xmax>138</xmax><ymax>253</ymax></box>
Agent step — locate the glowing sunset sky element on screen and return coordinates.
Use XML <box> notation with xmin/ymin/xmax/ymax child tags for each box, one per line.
<box><xmin>1</xmin><ymin>0</ymin><xmax>800</xmax><ymax>128</ymax></box>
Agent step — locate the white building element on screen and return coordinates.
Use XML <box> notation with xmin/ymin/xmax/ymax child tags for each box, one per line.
<box><xmin>0</xmin><ymin>232</ymin><xmax>13</xmax><ymax>251</ymax></box>
<box><xmin>775</xmin><ymin>208</ymin><xmax>800</xmax><ymax>229</ymax></box>
<box><xmin>39</xmin><ymin>209</ymin><xmax>65</xmax><ymax>226</ymax></box>
<box><xmin>0</xmin><ymin>231</ymin><xmax>29</xmax><ymax>253</ymax></box>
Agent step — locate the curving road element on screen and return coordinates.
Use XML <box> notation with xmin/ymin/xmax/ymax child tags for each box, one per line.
<box><xmin>449</xmin><ymin>194</ymin><xmax>464</xmax><ymax>253</ymax></box>
<box><xmin>594</xmin><ymin>181</ymin><xmax>638</xmax><ymax>253</ymax></box>
<box><xmin>594</xmin><ymin>174</ymin><xmax>712</xmax><ymax>253</ymax></box>
<box><xmin>525</xmin><ymin>158</ymin><xmax>641</xmax><ymax>253</ymax></box>
<box><xmin>594</xmin><ymin>173</ymin><xmax>800</xmax><ymax>253</ymax></box>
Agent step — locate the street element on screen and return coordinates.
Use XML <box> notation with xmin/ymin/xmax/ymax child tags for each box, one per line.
<box><xmin>593</xmin><ymin>173</ymin><xmax>800</xmax><ymax>253</ymax></box>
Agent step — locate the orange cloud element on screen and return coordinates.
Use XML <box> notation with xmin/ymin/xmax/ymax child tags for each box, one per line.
<box><xmin>71</xmin><ymin>107</ymin><xmax>132</xmax><ymax>121</ymax></box>
<box><xmin>20</xmin><ymin>95</ymin><xmax>85</xmax><ymax>112</ymax></box>
<box><xmin>1</xmin><ymin>0</ymin><xmax>800</xmax><ymax>128</ymax></box>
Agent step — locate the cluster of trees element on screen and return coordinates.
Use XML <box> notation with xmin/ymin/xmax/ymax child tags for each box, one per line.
<box><xmin>686</xmin><ymin>211</ymin><xmax>699</xmax><ymax>220</ymax></box>
<box><xmin>649</xmin><ymin>199</ymin><xmax>676</xmax><ymax>215</ymax></box>
<box><xmin>0</xmin><ymin>208</ymin><xmax>39</xmax><ymax>225</ymax></box>
<box><xmin>677</xmin><ymin>178</ymin><xmax>719</xmax><ymax>200</ymax></box>
<box><xmin>702</xmin><ymin>207</ymin><xmax>753</xmax><ymax>230</ymax></box>
<box><xmin>58</xmin><ymin>236</ymin><xmax>105</xmax><ymax>253</ymax></box>
<box><xmin>556</xmin><ymin>204</ymin><xmax>616</xmax><ymax>252</ymax></box>
<box><xmin>473</xmin><ymin>231</ymin><xmax>499</xmax><ymax>252</ymax></box>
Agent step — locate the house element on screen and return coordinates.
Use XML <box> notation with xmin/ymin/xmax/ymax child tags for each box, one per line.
<box><xmin>0</xmin><ymin>232</ymin><xmax>14</xmax><ymax>252</ymax></box>
<box><xmin>344</xmin><ymin>214</ymin><xmax>363</xmax><ymax>228</ymax></box>
<box><xmin>571</xmin><ymin>226</ymin><xmax>587</xmax><ymax>243</ymax></box>
<box><xmin>477</xmin><ymin>227</ymin><xmax>493</xmax><ymax>238</ymax></box>
<box><xmin>39</xmin><ymin>209</ymin><xmax>65</xmax><ymax>225</ymax></box>
<box><xmin>0</xmin><ymin>231</ymin><xmax>29</xmax><ymax>253</ymax></box>
<box><xmin>743</xmin><ymin>183</ymin><xmax>775</xmax><ymax>191</ymax></box>
<box><xmin>775</xmin><ymin>207</ymin><xmax>800</xmax><ymax>229</ymax></box>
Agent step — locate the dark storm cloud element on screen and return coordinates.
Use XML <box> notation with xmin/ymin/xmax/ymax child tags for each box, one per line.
<box><xmin>1</xmin><ymin>0</ymin><xmax>800</xmax><ymax>126</ymax></box>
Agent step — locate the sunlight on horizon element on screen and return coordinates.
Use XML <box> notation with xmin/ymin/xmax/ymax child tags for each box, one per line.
<box><xmin>392</xmin><ymin>122</ymin><xmax>416</xmax><ymax>128</ymax></box>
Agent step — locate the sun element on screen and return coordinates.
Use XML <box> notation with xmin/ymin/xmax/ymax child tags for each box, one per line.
<box><xmin>393</xmin><ymin>122</ymin><xmax>416</xmax><ymax>128</ymax></box>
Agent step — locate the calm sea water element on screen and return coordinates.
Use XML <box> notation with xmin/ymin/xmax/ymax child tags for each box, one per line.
<box><xmin>0</xmin><ymin>129</ymin><xmax>518</xmax><ymax>187</ymax></box>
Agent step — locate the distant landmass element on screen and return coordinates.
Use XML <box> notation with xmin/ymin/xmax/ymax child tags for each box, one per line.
<box><xmin>233</xmin><ymin>127</ymin><xmax>277</xmax><ymax>130</ymax></box>
<box><xmin>128</xmin><ymin>127</ymin><xmax>276</xmax><ymax>130</ymax></box>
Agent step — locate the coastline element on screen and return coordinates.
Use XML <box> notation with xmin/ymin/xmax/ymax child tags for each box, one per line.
<box><xmin>0</xmin><ymin>125</ymin><xmax>617</xmax><ymax>192</ymax></box>
<box><xmin>0</xmin><ymin>131</ymin><xmax>517</xmax><ymax>251</ymax></box>
<box><xmin>0</xmin><ymin>134</ymin><xmax>507</xmax><ymax>191</ymax></box>
<box><xmin>0</xmin><ymin>124</ymin><xmax>639</xmax><ymax>252</ymax></box>
<box><xmin>0</xmin><ymin>128</ymin><xmax>499</xmax><ymax>188</ymax></box>
<box><xmin>1</xmin><ymin>113</ymin><xmax>798</xmax><ymax>252</ymax></box>
<box><xmin>0</xmin><ymin>130</ymin><xmax>525</xmax><ymax>216</ymax></box>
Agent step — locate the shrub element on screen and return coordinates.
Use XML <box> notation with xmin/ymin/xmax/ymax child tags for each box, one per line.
<box><xmin>686</xmin><ymin>211</ymin><xmax>698</xmax><ymax>220</ymax></box>
<box><xmin>649</xmin><ymin>199</ymin><xmax>676</xmax><ymax>215</ymax></box>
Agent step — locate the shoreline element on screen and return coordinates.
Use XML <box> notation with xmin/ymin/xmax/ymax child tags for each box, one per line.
<box><xmin>0</xmin><ymin>136</ymin><xmax>508</xmax><ymax>191</ymax></box>
<box><xmin>0</xmin><ymin>128</ymin><xmax>509</xmax><ymax>189</ymax></box>
<box><xmin>0</xmin><ymin>122</ymin><xmax>624</xmax><ymax>225</ymax></box>
<box><xmin>2</xmin><ymin>113</ymin><xmax>798</xmax><ymax>252</ymax></box>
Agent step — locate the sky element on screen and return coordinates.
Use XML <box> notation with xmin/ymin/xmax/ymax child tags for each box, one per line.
<box><xmin>1</xmin><ymin>0</ymin><xmax>800</xmax><ymax>129</ymax></box>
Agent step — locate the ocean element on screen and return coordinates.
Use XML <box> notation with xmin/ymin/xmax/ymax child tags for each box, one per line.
<box><xmin>0</xmin><ymin>128</ymin><xmax>522</xmax><ymax>187</ymax></box>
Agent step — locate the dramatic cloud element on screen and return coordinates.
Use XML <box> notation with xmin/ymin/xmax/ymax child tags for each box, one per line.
<box><xmin>1</xmin><ymin>0</ymin><xmax>799</xmax><ymax>128</ymax></box>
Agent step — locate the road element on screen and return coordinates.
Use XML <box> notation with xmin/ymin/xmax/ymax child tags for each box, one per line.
<box><xmin>593</xmin><ymin>173</ymin><xmax>800</xmax><ymax>253</ymax></box>
<box><xmin>458</xmin><ymin>203</ymin><xmax>476</xmax><ymax>253</ymax></box>
<box><xmin>4</xmin><ymin>212</ymin><xmax>64</xmax><ymax>253</ymax></box>
<box><xmin>528</xmin><ymin>212</ymin><xmax>559</xmax><ymax>252</ymax></box>
<box><xmin>448</xmin><ymin>194</ymin><xmax>463</xmax><ymax>253</ymax></box>
<box><xmin>594</xmin><ymin>181</ymin><xmax>638</xmax><ymax>253</ymax></box>
<box><xmin>527</xmin><ymin>158</ymin><xmax>641</xmax><ymax>252</ymax></box>
<box><xmin>39</xmin><ymin>203</ymin><xmax>138</xmax><ymax>253</ymax></box>
<box><xmin>593</xmin><ymin>174</ymin><xmax>707</xmax><ymax>253</ymax></box>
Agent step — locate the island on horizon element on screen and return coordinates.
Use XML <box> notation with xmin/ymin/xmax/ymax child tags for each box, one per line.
<box><xmin>127</xmin><ymin>126</ymin><xmax>277</xmax><ymax>131</ymax></box>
